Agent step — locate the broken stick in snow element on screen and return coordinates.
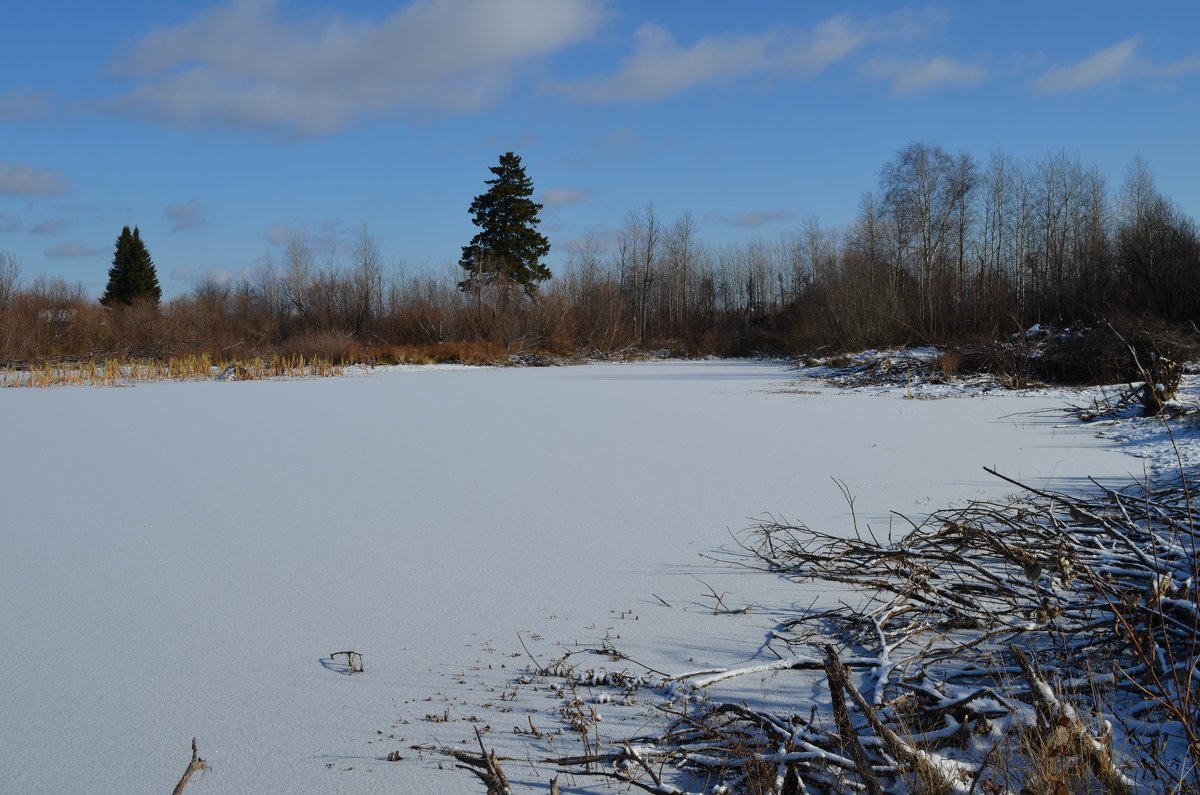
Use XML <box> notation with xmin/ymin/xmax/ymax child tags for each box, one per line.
<box><xmin>450</xmin><ymin>727</ymin><xmax>512</xmax><ymax>795</ymax></box>
<box><xmin>171</xmin><ymin>738</ymin><xmax>208</xmax><ymax>795</ymax></box>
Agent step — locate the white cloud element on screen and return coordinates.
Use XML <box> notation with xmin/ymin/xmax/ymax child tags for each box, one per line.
<box><xmin>112</xmin><ymin>0</ymin><xmax>603</xmax><ymax>135</ymax></box>
<box><xmin>0</xmin><ymin>162</ymin><xmax>70</xmax><ymax>196</ymax></box>
<box><xmin>543</xmin><ymin>11</ymin><xmax>932</xmax><ymax>103</ymax></box>
<box><xmin>28</xmin><ymin>217</ymin><xmax>72</xmax><ymax>235</ymax></box>
<box><xmin>540</xmin><ymin>188</ymin><xmax>590</xmax><ymax>210</ymax></box>
<box><xmin>1034</xmin><ymin>37</ymin><xmax>1141</xmax><ymax>94</ymax></box>
<box><xmin>165</xmin><ymin>200</ymin><xmax>207</xmax><ymax>233</ymax></box>
<box><xmin>864</xmin><ymin>55</ymin><xmax>986</xmax><ymax>95</ymax></box>
<box><xmin>46</xmin><ymin>240</ymin><xmax>103</xmax><ymax>259</ymax></box>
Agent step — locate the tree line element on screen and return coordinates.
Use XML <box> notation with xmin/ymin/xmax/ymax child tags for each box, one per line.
<box><xmin>0</xmin><ymin>143</ymin><xmax>1196</xmax><ymax>367</ymax></box>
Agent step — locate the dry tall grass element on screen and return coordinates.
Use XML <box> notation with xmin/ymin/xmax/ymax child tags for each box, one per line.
<box><xmin>1</xmin><ymin>354</ymin><xmax>343</xmax><ymax>387</ymax></box>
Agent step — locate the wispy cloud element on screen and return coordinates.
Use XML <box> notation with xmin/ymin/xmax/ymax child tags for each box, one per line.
<box><xmin>1159</xmin><ymin>52</ymin><xmax>1200</xmax><ymax>78</ymax></box>
<box><xmin>562</xmin><ymin>226</ymin><xmax>623</xmax><ymax>256</ymax></box>
<box><xmin>28</xmin><ymin>217</ymin><xmax>72</xmax><ymax>235</ymax></box>
<box><xmin>266</xmin><ymin>218</ymin><xmax>352</xmax><ymax>257</ymax></box>
<box><xmin>165</xmin><ymin>200</ymin><xmax>207</xmax><ymax>233</ymax></box>
<box><xmin>46</xmin><ymin>240</ymin><xmax>103</xmax><ymax>259</ymax></box>
<box><xmin>0</xmin><ymin>162</ymin><xmax>70</xmax><ymax>196</ymax></box>
<box><xmin>0</xmin><ymin>88</ymin><xmax>53</xmax><ymax>121</ymax></box>
<box><xmin>863</xmin><ymin>55</ymin><xmax>986</xmax><ymax>94</ymax></box>
<box><xmin>545</xmin><ymin>22</ymin><xmax>795</xmax><ymax>102</ymax></box>
<box><xmin>543</xmin><ymin>11</ymin><xmax>938</xmax><ymax>103</ymax></box>
<box><xmin>0</xmin><ymin>211</ymin><xmax>21</xmax><ymax>233</ymax></box>
<box><xmin>111</xmin><ymin>0</ymin><xmax>603</xmax><ymax>136</ymax></box>
<box><xmin>586</xmin><ymin>127</ymin><xmax>639</xmax><ymax>150</ymax></box>
<box><xmin>171</xmin><ymin>265</ymin><xmax>243</xmax><ymax>287</ymax></box>
<box><xmin>539</xmin><ymin>188</ymin><xmax>590</xmax><ymax>210</ymax></box>
<box><xmin>719</xmin><ymin>210</ymin><xmax>797</xmax><ymax>228</ymax></box>
<box><xmin>1034</xmin><ymin>37</ymin><xmax>1142</xmax><ymax>93</ymax></box>
<box><xmin>1033</xmin><ymin>37</ymin><xmax>1200</xmax><ymax>94</ymax></box>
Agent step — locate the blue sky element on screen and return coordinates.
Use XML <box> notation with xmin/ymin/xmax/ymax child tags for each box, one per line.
<box><xmin>2</xmin><ymin>0</ymin><xmax>1198</xmax><ymax>298</ymax></box>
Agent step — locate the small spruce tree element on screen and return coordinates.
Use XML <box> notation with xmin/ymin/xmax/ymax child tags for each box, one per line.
<box><xmin>101</xmin><ymin>226</ymin><xmax>162</xmax><ymax>306</ymax></box>
<box><xmin>459</xmin><ymin>152</ymin><xmax>551</xmax><ymax>296</ymax></box>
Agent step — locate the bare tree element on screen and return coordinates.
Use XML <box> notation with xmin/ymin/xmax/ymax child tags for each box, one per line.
<box><xmin>619</xmin><ymin>204</ymin><xmax>659</xmax><ymax>345</ymax></box>
<box><xmin>948</xmin><ymin>151</ymin><xmax>977</xmax><ymax>329</ymax></box>
<box><xmin>1116</xmin><ymin>157</ymin><xmax>1200</xmax><ymax>320</ymax></box>
<box><xmin>1031</xmin><ymin>150</ymin><xmax>1091</xmax><ymax>322</ymax></box>
<box><xmin>979</xmin><ymin>151</ymin><xmax>1015</xmax><ymax>305</ymax></box>
<box><xmin>348</xmin><ymin>223</ymin><xmax>383</xmax><ymax>336</ymax></box>
<box><xmin>0</xmin><ymin>252</ymin><xmax>19</xmax><ymax>312</ymax></box>
<box><xmin>562</xmin><ymin>235</ymin><xmax>628</xmax><ymax>350</ymax></box>
<box><xmin>662</xmin><ymin>212</ymin><xmax>697</xmax><ymax>338</ymax></box>
<box><xmin>282</xmin><ymin>233</ymin><xmax>316</xmax><ymax>326</ymax></box>
<box><xmin>881</xmin><ymin>142</ymin><xmax>961</xmax><ymax>334</ymax></box>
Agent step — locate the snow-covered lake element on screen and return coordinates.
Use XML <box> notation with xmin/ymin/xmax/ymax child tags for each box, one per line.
<box><xmin>0</xmin><ymin>360</ymin><xmax>1142</xmax><ymax>792</ymax></box>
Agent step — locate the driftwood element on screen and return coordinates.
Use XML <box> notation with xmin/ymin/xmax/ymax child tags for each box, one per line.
<box><xmin>467</xmin><ymin>470</ymin><xmax>1197</xmax><ymax>793</ymax></box>
<box><xmin>171</xmin><ymin>738</ymin><xmax>208</xmax><ymax>795</ymax></box>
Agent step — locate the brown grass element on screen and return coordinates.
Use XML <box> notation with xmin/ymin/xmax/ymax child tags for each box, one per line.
<box><xmin>365</xmin><ymin>341</ymin><xmax>510</xmax><ymax>366</ymax></box>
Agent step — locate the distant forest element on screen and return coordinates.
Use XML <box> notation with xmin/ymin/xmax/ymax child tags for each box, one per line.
<box><xmin>1</xmin><ymin>142</ymin><xmax>1197</xmax><ymax>369</ymax></box>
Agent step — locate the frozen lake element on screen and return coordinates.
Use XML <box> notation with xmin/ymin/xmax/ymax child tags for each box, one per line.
<box><xmin>0</xmin><ymin>361</ymin><xmax>1141</xmax><ymax>792</ymax></box>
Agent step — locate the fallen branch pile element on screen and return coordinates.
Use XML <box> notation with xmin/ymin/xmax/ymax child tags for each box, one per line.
<box><xmin>498</xmin><ymin>471</ymin><xmax>1198</xmax><ymax>794</ymax></box>
<box><xmin>814</xmin><ymin>350</ymin><xmax>964</xmax><ymax>391</ymax></box>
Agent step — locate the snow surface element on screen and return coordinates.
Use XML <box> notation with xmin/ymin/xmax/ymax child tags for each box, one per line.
<box><xmin>0</xmin><ymin>360</ymin><xmax>1172</xmax><ymax>793</ymax></box>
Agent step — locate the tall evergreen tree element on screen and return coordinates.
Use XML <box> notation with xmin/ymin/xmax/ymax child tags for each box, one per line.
<box><xmin>459</xmin><ymin>152</ymin><xmax>551</xmax><ymax>296</ymax></box>
<box><xmin>101</xmin><ymin>226</ymin><xmax>162</xmax><ymax>306</ymax></box>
